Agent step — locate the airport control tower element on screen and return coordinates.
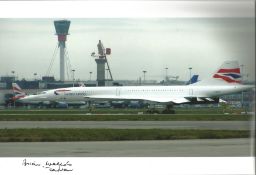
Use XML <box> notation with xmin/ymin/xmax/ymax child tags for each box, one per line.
<box><xmin>92</xmin><ymin>40</ymin><xmax>113</xmax><ymax>86</ymax></box>
<box><xmin>54</xmin><ymin>20</ymin><xmax>71</xmax><ymax>82</ymax></box>
<box><xmin>96</xmin><ymin>40</ymin><xmax>107</xmax><ymax>86</ymax></box>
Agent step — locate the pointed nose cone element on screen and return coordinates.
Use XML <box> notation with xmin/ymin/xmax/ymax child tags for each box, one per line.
<box><xmin>18</xmin><ymin>95</ymin><xmax>36</xmax><ymax>103</ymax></box>
<box><xmin>17</xmin><ymin>96</ymin><xmax>29</xmax><ymax>103</ymax></box>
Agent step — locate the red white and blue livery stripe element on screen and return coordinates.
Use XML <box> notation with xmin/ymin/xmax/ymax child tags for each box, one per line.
<box><xmin>213</xmin><ymin>61</ymin><xmax>241</xmax><ymax>83</ymax></box>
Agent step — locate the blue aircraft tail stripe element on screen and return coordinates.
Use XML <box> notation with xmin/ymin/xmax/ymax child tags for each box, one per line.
<box><xmin>223</xmin><ymin>73</ymin><xmax>241</xmax><ymax>79</ymax></box>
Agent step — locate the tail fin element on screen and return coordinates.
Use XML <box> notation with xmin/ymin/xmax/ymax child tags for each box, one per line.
<box><xmin>212</xmin><ymin>60</ymin><xmax>241</xmax><ymax>83</ymax></box>
<box><xmin>186</xmin><ymin>75</ymin><xmax>199</xmax><ymax>85</ymax></box>
<box><xmin>192</xmin><ymin>61</ymin><xmax>242</xmax><ymax>85</ymax></box>
<box><xmin>12</xmin><ymin>83</ymin><xmax>26</xmax><ymax>100</ymax></box>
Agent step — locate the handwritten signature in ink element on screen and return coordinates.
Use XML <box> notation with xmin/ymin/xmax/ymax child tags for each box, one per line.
<box><xmin>22</xmin><ymin>159</ymin><xmax>73</xmax><ymax>172</ymax></box>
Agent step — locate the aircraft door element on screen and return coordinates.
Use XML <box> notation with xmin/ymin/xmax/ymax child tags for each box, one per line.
<box><xmin>116</xmin><ymin>87</ymin><xmax>121</xmax><ymax>96</ymax></box>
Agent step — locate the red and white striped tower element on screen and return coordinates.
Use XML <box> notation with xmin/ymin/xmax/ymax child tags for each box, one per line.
<box><xmin>54</xmin><ymin>20</ymin><xmax>71</xmax><ymax>82</ymax></box>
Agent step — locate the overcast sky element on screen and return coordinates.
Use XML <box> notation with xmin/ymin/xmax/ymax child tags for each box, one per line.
<box><xmin>0</xmin><ymin>1</ymin><xmax>254</xmax><ymax>82</ymax></box>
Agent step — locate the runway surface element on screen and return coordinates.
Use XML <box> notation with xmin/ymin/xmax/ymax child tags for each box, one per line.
<box><xmin>0</xmin><ymin>121</ymin><xmax>251</xmax><ymax>130</ymax></box>
<box><xmin>0</xmin><ymin>113</ymin><xmax>247</xmax><ymax>115</ymax></box>
<box><xmin>0</xmin><ymin>138</ymin><xmax>251</xmax><ymax>157</ymax></box>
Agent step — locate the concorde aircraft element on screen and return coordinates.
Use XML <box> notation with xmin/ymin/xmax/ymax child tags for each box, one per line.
<box><xmin>12</xmin><ymin>74</ymin><xmax>198</xmax><ymax>105</ymax></box>
<box><xmin>16</xmin><ymin>61</ymin><xmax>254</xmax><ymax>109</ymax></box>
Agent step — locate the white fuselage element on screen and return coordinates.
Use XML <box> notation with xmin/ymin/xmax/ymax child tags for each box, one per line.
<box><xmin>17</xmin><ymin>60</ymin><xmax>255</xmax><ymax>105</ymax></box>
<box><xmin>19</xmin><ymin>84</ymin><xmax>252</xmax><ymax>104</ymax></box>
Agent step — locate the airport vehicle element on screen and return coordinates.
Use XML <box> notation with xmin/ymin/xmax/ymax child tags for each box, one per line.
<box><xmin>16</xmin><ymin>61</ymin><xmax>254</xmax><ymax>111</ymax></box>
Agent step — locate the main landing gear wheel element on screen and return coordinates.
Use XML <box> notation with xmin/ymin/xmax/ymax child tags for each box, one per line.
<box><xmin>162</xmin><ymin>103</ymin><xmax>175</xmax><ymax>114</ymax></box>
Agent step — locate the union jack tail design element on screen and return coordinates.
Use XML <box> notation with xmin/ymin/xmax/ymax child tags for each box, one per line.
<box><xmin>213</xmin><ymin>61</ymin><xmax>241</xmax><ymax>83</ymax></box>
<box><xmin>12</xmin><ymin>83</ymin><xmax>26</xmax><ymax>100</ymax></box>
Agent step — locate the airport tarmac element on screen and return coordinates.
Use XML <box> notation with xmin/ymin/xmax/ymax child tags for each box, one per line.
<box><xmin>0</xmin><ymin>113</ymin><xmax>248</xmax><ymax>115</ymax></box>
<box><xmin>0</xmin><ymin>138</ymin><xmax>252</xmax><ymax>157</ymax></box>
<box><xmin>0</xmin><ymin>121</ymin><xmax>251</xmax><ymax>130</ymax></box>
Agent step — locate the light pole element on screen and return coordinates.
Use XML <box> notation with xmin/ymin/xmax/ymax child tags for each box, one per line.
<box><xmin>11</xmin><ymin>71</ymin><xmax>15</xmax><ymax>81</ymax></box>
<box><xmin>89</xmin><ymin>72</ymin><xmax>92</xmax><ymax>81</ymax></box>
<box><xmin>188</xmin><ymin>67</ymin><xmax>192</xmax><ymax>84</ymax></box>
<box><xmin>72</xmin><ymin>69</ymin><xmax>75</xmax><ymax>87</ymax></box>
<box><xmin>165</xmin><ymin>67</ymin><xmax>168</xmax><ymax>82</ymax></box>
<box><xmin>240</xmin><ymin>64</ymin><xmax>244</xmax><ymax>110</ymax></box>
<box><xmin>34</xmin><ymin>73</ymin><xmax>37</xmax><ymax>80</ymax></box>
<box><xmin>11</xmin><ymin>71</ymin><xmax>15</xmax><ymax>108</ymax></box>
<box><xmin>143</xmin><ymin>70</ymin><xmax>147</xmax><ymax>84</ymax></box>
<box><xmin>106</xmin><ymin>69</ymin><xmax>109</xmax><ymax>86</ymax></box>
<box><xmin>240</xmin><ymin>64</ymin><xmax>244</xmax><ymax>83</ymax></box>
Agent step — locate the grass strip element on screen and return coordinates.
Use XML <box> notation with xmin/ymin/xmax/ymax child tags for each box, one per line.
<box><xmin>0</xmin><ymin>129</ymin><xmax>250</xmax><ymax>142</ymax></box>
<box><xmin>0</xmin><ymin>114</ymin><xmax>251</xmax><ymax>121</ymax></box>
<box><xmin>0</xmin><ymin>107</ymin><xmax>246</xmax><ymax>114</ymax></box>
